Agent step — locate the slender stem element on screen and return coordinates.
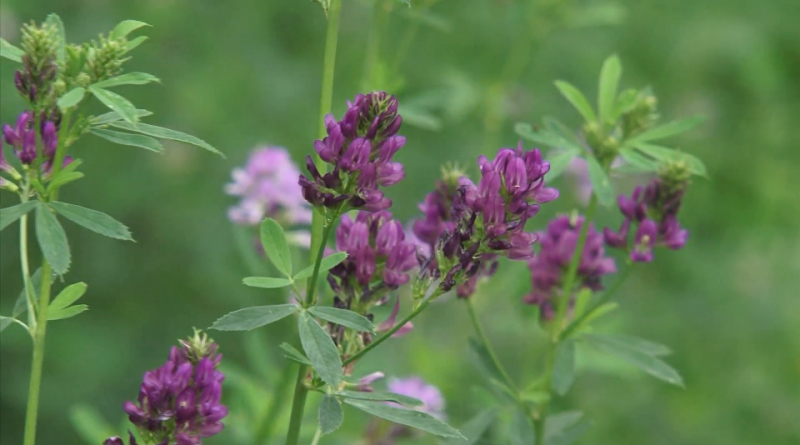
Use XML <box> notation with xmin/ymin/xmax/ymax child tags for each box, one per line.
<box><xmin>343</xmin><ymin>299</ymin><xmax>431</xmax><ymax>366</ymax></box>
<box><xmin>286</xmin><ymin>0</ymin><xmax>344</xmax><ymax>442</ymax></box>
<box><xmin>251</xmin><ymin>363</ymin><xmax>296</xmax><ymax>445</ymax></box>
<box><xmin>465</xmin><ymin>298</ymin><xmax>517</xmax><ymax>392</ymax></box>
<box><xmin>19</xmin><ymin>189</ymin><xmax>37</xmax><ymax>331</ymax></box>
<box><xmin>305</xmin><ymin>220</ymin><xmax>336</xmax><ymax>307</ymax></box>
<box><xmin>23</xmin><ymin>261</ymin><xmax>52</xmax><ymax>445</ymax></box>
<box><xmin>559</xmin><ymin>264</ymin><xmax>633</xmax><ymax>341</ymax></box>
<box><xmin>535</xmin><ymin>194</ymin><xmax>599</xmax><ymax>444</ymax></box>
<box><xmin>309</xmin><ymin>428</ymin><xmax>323</xmax><ymax>445</ymax></box>
<box><xmin>50</xmin><ymin>110</ymin><xmax>72</xmax><ymax>181</ymax></box>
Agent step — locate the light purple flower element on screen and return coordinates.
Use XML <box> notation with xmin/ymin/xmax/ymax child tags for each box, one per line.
<box><xmin>376</xmin><ymin>297</ymin><xmax>414</xmax><ymax>338</ymax></box>
<box><xmin>387</xmin><ymin>377</ymin><xmax>446</xmax><ymax>420</ymax></box>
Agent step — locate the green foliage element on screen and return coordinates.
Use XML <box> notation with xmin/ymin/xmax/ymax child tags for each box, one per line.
<box><xmin>49</xmin><ymin>202</ymin><xmax>133</xmax><ymax>241</ymax></box>
<box><xmin>308</xmin><ymin>306</ymin><xmax>374</xmax><ymax>332</ymax></box>
<box><xmin>259</xmin><ymin>218</ymin><xmax>293</xmax><ymax>277</ymax></box>
<box><xmin>292</xmin><ymin>252</ymin><xmax>348</xmax><ymax>280</ymax></box>
<box><xmin>35</xmin><ymin>204</ymin><xmax>71</xmax><ymax>275</ymax></box>
<box><xmin>242</xmin><ymin>277</ymin><xmax>293</xmax><ymax>289</ymax></box>
<box><xmin>92</xmin><ymin>72</ymin><xmax>160</xmax><ymax>89</ymax></box>
<box><xmin>344</xmin><ymin>398</ymin><xmax>465</xmax><ymax>439</ymax></box>
<box><xmin>598</xmin><ymin>54</ymin><xmax>622</xmax><ymax>124</ymax></box>
<box><xmin>107</xmin><ymin>121</ymin><xmax>223</xmax><ymax>157</ymax></box>
<box><xmin>553</xmin><ymin>340</ymin><xmax>576</xmax><ymax>396</ymax></box>
<box><xmin>280</xmin><ymin>342</ymin><xmax>312</xmax><ymax>365</ymax></box>
<box><xmin>585</xmin><ymin>156</ymin><xmax>614</xmax><ymax>206</ymax></box>
<box><xmin>57</xmin><ymin>87</ymin><xmax>86</xmax><ymax>110</ymax></box>
<box><xmin>554</xmin><ymin>81</ymin><xmax>597</xmax><ymax>123</ymax></box>
<box><xmin>0</xmin><ymin>38</ymin><xmax>24</xmax><ymax>62</ymax></box>
<box><xmin>508</xmin><ymin>408</ymin><xmax>536</xmax><ymax>445</ymax></box>
<box><xmin>443</xmin><ymin>408</ymin><xmax>497</xmax><ymax>445</ymax></box>
<box><xmin>89</xmin><ymin>86</ymin><xmax>139</xmax><ymax>125</ymax></box>
<box><xmin>297</xmin><ymin>310</ymin><xmax>343</xmax><ymax>388</ymax></box>
<box><xmin>109</xmin><ymin>20</ymin><xmax>150</xmax><ymax>40</ymax></box>
<box><xmin>582</xmin><ymin>333</ymin><xmax>684</xmax><ymax>387</ymax></box>
<box><xmin>89</xmin><ymin>128</ymin><xmax>163</xmax><ymax>152</ymax></box>
<box><xmin>544</xmin><ymin>411</ymin><xmax>592</xmax><ymax>445</ymax></box>
<box><xmin>211</xmin><ymin>304</ymin><xmax>298</xmax><ymax>331</ymax></box>
<box><xmin>0</xmin><ymin>202</ymin><xmax>38</xmax><ymax>231</ymax></box>
<box><xmin>338</xmin><ymin>390</ymin><xmax>423</xmax><ymax>407</ymax></box>
<box><xmin>318</xmin><ymin>395</ymin><xmax>344</xmax><ymax>435</ymax></box>
<box><xmin>48</xmin><ymin>282</ymin><xmax>87</xmax><ymax>313</ymax></box>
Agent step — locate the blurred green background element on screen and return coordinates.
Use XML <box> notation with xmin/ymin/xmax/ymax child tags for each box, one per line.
<box><xmin>1</xmin><ymin>0</ymin><xmax>799</xmax><ymax>444</ymax></box>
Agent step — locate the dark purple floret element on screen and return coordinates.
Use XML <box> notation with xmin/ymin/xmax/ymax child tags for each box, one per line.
<box><xmin>299</xmin><ymin>92</ymin><xmax>405</xmax><ymax>213</ymax></box>
<box><xmin>122</xmin><ymin>331</ymin><xmax>227</xmax><ymax>445</ymax></box>
<box><xmin>603</xmin><ymin>178</ymin><xmax>690</xmax><ymax>262</ymax></box>
<box><xmin>525</xmin><ymin>215</ymin><xmax>616</xmax><ymax>319</ymax></box>
<box><xmin>2</xmin><ymin>111</ymin><xmax>65</xmax><ymax>168</ymax></box>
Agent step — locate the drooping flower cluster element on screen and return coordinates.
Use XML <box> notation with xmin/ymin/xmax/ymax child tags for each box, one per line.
<box><xmin>525</xmin><ymin>215</ymin><xmax>616</xmax><ymax>319</ymax></box>
<box><xmin>299</xmin><ymin>92</ymin><xmax>405</xmax><ymax>212</ymax></box>
<box><xmin>119</xmin><ymin>331</ymin><xmax>228</xmax><ymax>445</ymax></box>
<box><xmin>603</xmin><ymin>177</ymin><xmax>689</xmax><ymax>263</ymax></box>
<box><xmin>225</xmin><ymin>146</ymin><xmax>311</xmax><ymax>242</ymax></box>
<box><xmin>414</xmin><ymin>143</ymin><xmax>558</xmax><ymax>297</ymax></box>
<box><xmin>0</xmin><ymin>111</ymin><xmax>71</xmax><ymax>187</ymax></box>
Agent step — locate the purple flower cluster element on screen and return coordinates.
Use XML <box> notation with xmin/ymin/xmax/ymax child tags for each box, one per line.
<box><xmin>225</xmin><ymin>146</ymin><xmax>312</xmax><ymax>228</ymax></box>
<box><xmin>414</xmin><ymin>143</ymin><xmax>557</xmax><ymax>297</ymax></box>
<box><xmin>15</xmin><ymin>52</ymin><xmax>57</xmax><ymax>103</ymax></box>
<box><xmin>525</xmin><ymin>215</ymin><xmax>616</xmax><ymax>319</ymax></box>
<box><xmin>300</xmin><ymin>92</ymin><xmax>405</xmax><ymax>212</ymax></box>
<box><xmin>120</xmin><ymin>334</ymin><xmax>228</xmax><ymax>445</ymax></box>
<box><xmin>603</xmin><ymin>179</ymin><xmax>689</xmax><ymax>262</ymax></box>
<box><xmin>2</xmin><ymin>111</ymin><xmax>69</xmax><ymax>172</ymax></box>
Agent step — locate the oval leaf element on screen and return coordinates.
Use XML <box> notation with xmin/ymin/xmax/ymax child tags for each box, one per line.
<box><xmin>211</xmin><ymin>304</ymin><xmax>298</xmax><ymax>331</ymax></box>
<box><xmin>554</xmin><ymin>81</ymin><xmax>597</xmax><ymax>123</ymax></box>
<box><xmin>309</xmin><ymin>306</ymin><xmax>374</xmax><ymax>332</ymax></box>
<box><xmin>1</xmin><ymin>201</ymin><xmax>38</xmax><ymax>231</ymax></box>
<box><xmin>259</xmin><ymin>218</ymin><xmax>292</xmax><ymax>277</ymax></box>
<box><xmin>319</xmin><ymin>395</ymin><xmax>344</xmax><ymax>435</ymax></box>
<box><xmin>293</xmin><ymin>252</ymin><xmax>348</xmax><ymax>280</ymax></box>
<box><xmin>628</xmin><ymin>116</ymin><xmax>705</xmax><ymax>143</ymax></box>
<box><xmin>108</xmin><ymin>121</ymin><xmax>223</xmax><ymax>157</ymax></box>
<box><xmin>93</xmin><ymin>72</ymin><xmax>160</xmax><ymax>89</ymax></box>
<box><xmin>91</xmin><ymin>109</ymin><xmax>152</xmax><ymax>125</ymax></box>
<box><xmin>49</xmin><ymin>282</ymin><xmax>88</xmax><ymax>312</ymax></box>
<box><xmin>47</xmin><ymin>304</ymin><xmax>88</xmax><ymax>321</ymax></box>
<box><xmin>515</xmin><ymin>123</ymin><xmax>583</xmax><ymax>152</ymax></box>
<box><xmin>280</xmin><ymin>342</ymin><xmax>312</xmax><ymax>365</ymax></box>
<box><xmin>49</xmin><ymin>202</ymin><xmax>133</xmax><ymax>241</ymax></box>
<box><xmin>243</xmin><ymin>277</ymin><xmax>293</xmax><ymax>289</ymax></box>
<box><xmin>508</xmin><ymin>408</ymin><xmax>535</xmax><ymax>445</ymax></box>
<box><xmin>582</xmin><ymin>333</ymin><xmax>671</xmax><ymax>357</ymax></box>
<box><xmin>0</xmin><ymin>38</ymin><xmax>24</xmax><ymax>62</ymax></box>
<box><xmin>344</xmin><ymin>399</ymin><xmax>464</xmax><ymax>439</ymax></box>
<box><xmin>597</xmin><ymin>54</ymin><xmax>622</xmax><ymax>123</ymax></box>
<box><xmin>632</xmin><ymin>143</ymin><xmax>706</xmax><ymax>177</ymax></box>
<box><xmin>298</xmin><ymin>311</ymin><xmax>343</xmax><ymax>388</ymax></box>
<box><xmin>338</xmin><ymin>390</ymin><xmax>423</xmax><ymax>407</ymax></box>
<box><xmin>89</xmin><ymin>86</ymin><xmax>139</xmax><ymax>125</ymax></box>
<box><xmin>57</xmin><ymin>87</ymin><xmax>86</xmax><ymax>110</ymax></box>
<box><xmin>35</xmin><ymin>204</ymin><xmax>71</xmax><ymax>275</ymax></box>
<box><xmin>90</xmin><ymin>128</ymin><xmax>163</xmax><ymax>152</ymax></box>
<box><xmin>585</xmin><ymin>156</ymin><xmax>614</xmax><ymax>207</ymax></box>
<box><xmin>552</xmin><ymin>340</ymin><xmax>576</xmax><ymax>396</ymax></box>
<box><xmin>110</xmin><ymin>20</ymin><xmax>150</xmax><ymax>40</ymax></box>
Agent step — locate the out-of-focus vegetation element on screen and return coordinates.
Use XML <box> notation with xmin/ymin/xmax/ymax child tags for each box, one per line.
<box><xmin>1</xmin><ymin>0</ymin><xmax>799</xmax><ymax>444</ymax></box>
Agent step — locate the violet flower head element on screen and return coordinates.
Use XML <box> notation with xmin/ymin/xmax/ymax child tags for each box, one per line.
<box><xmin>603</xmin><ymin>177</ymin><xmax>690</xmax><ymax>263</ymax></box>
<box><xmin>525</xmin><ymin>215</ymin><xmax>616</xmax><ymax>319</ymax></box>
<box><xmin>300</xmin><ymin>92</ymin><xmax>405</xmax><ymax>212</ymax></box>
<box><xmin>2</xmin><ymin>111</ymin><xmax>62</xmax><ymax>168</ymax></box>
<box><xmin>387</xmin><ymin>377</ymin><xmax>446</xmax><ymax>420</ymax></box>
<box><xmin>122</xmin><ymin>331</ymin><xmax>228</xmax><ymax>445</ymax></box>
<box><xmin>226</xmin><ymin>146</ymin><xmax>312</xmax><ymax>228</ymax></box>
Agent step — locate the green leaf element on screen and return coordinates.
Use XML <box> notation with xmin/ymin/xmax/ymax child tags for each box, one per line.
<box><xmin>211</xmin><ymin>304</ymin><xmax>298</xmax><ymax>331</ymax></box>
<box><xmin>570</xmin><ymin>302</ymin><xmax>618</xmax><ymax>335</ymax></box>
<box><xmin>35</xmin><ymin>204</ymin><xmax>71</xmax><ymax>275</ymax></box>
<box><xmin>293</xmin><ymin>252</ymin><xmax>348</xmax><ymax>280</ymax></box>
<box><xmin>543</xmin><ymin>117</ymin><xmax>585</xmax><ymax>149</ymax></box>
<box><xmin>520</xmin><ymin>390</ymin><xmax>551</xmax><ymax>405</ymax></box>
<box><xmin>583</xmin><ymin>333</ymin><xmax>671</xmax><ymax>356</ymax></box>
<box><xmin>44</xmin><ymin>14</ymin><xmax>66</xmax><ymax>63</ymax></box>
<box><xmin>572</xmin><ymin>288</ymin><xmax>593</xmax><ymax>319</ymax></box>
<box><xmin>298</xmin><ymin>311</ymin><xmax>343</xmax><ymax>388</ymax></box>
<box><xmin>49</xmin><ymin>282</ymin><xmax>88</xmax><ymax>313</ymax></box>
<box><xmin>69</xmin><ymin>404</ymin><xmax>117</xmax><ymax>445</ymax></box>
<box><xmin>57</xmin><ymin>88</ymin><xmax>85</xmax><ymax>111</ymax></box>
<box><xmin>552</xmin><ymin>340</ymin><xmax>576</xmax><ymax>396</ymax></box>
<box><xmin>545</xmin><ymin>411</ymin><xmax>592</xmax><ymax>445</ymax></box>
<box><xmin>47</xmin><ymin>304</ymin><xmax>88</xmax><ymax>321</ymax></box>
<box><xmin>508</xmin><ymin>408</ymin><xmax>535</xmax><ymax>445</ymax></box>
<box><xmin>585</xmin><ymin>156</ymin><xmax>614</xmax><ymax>206</ymax></box>
<box><xmin>93</xmin><ymin>72</ymin><xmax>160</xmax><ymax>89</ymax></box>
<box><xmin>89</xmin><ymin>86</ymin><xmax>139</xmax><ymax>125</ymax></box>
<box><xmin>110</xmin><ymin>20</ymin><xmax>150</xmax><ymax>40</ymax></box>
<box><xmin>259</xmin><ymin>218</ymin><xmax>293</xmax><ymax>277</ymax></box>
<box><xmin>582</xmin><ymin>333</ymin><xmax>684</xmax><ymax>386</ymax></box>
<box><xmin>597</xmin><ymin>54</ymin><xmax>622</xmax><ymax>123</ymax></box>
<box><xmin>108</xmin><ymin>121</ymin><xmax>223</xmax><ymax>157</ymax></box>
<box><xmin>124</xmin><ymin>36</ymin><xmax>149</xmax><ymax>53</ymax></box>
<box><xmin>7</xmin><ymin>268</ymin><xmax>44</xmax><ymax>329</ymax></box>
<box><xmin>338</xmin><ymin>390</ymin><xmax>423</xmax><ymax>407</ymax></box>
<box><xmin>618</xmin><ymin>147</ymin><xmax>660</xmax><ymax>173</ymax></box>
<box><xmin>319</xmin><ymin>395</ymin><xmax>344</xmax><ymax>435</ymax></box>
<box><xmin>91</xmin><ymin>109</ymin><xmax>152</xmax><ymax>125</ymax></box>
<box><xmin>1</xmin><ymin>202</ymin><xmax>38</xmax><ymax>231</ymax></box>
<box><xmin>612</xmin><ymin>88</ymin><xmax>639</xmax><ymax>121</ymax></box>
<box><xmin>0</xmin><ymin>316</ymin><xmax>18</xmax><ymax>333</ymax></box>
<box><xmin>49</xmin><ymin>202</ymin><xmax>133</xmax><ymax>241</ymax></box>
<box><xmin>48</xmin><ymin>172</ymin><xmax>85</xmax><ymax>191</ymax></box>
<box><xmin>309</xmin><ymin>306</ymin><xmax>374</xmax><ymax>332</ymax></box>
<box><xmin>554</xmin><ymin>81</ymin><xmax>597</xmax><ymax>123</ymax></box>
<box><xmin>546</xmin><ymin>150</ymin><xmax>577</xmax><ymax>181</ymax></box>
<box><xmin>90</xmin><ymin>128</ymin><xmax>163</xmax><ymax>153</ymax></box>
<box><xmin>345</xmin><ymin>399</ymin><xmax>464</xmax><ymax>439</ymax></box>
<box><xmin>467</xmin><ymin>338</ymin><xmax>505</xmax><ymax>386</ymax></box>
<box><xmin>279</xmin><ymin>342</ymin><xmax>312</xmax><ymax>365</ymax></box>
<box><xmin>242</xmin><ymin>277</ymin><xmax>293</xmax><ymax>289</ymax></box>
<box><xmin>515</xmin><ymin>123</ymin><xmax>583</xmax><ymax>152</ymax></box>
<box><xmin>628</xmin><ymin>116</ymin><xmax>706</xmax><ymax>143</ymax></box>
<box><xmin>632</xmin><ymin>143</ymin><xmax>707</xmax><ymax>176</ymax></box>
<box><xmin>0</xmin><ymin>38</ymin><xmax>24</xmax><ymax>62</ymax></box>
<box><xmin>443</xmin><ymin>408</ymin><xmax>497</xmax><ymax>445</ymax></box>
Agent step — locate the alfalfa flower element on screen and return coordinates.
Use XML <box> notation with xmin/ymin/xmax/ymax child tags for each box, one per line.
<box><xmin>121</xmin><ymin>331</ymin><xmax>228</xmax><ymax>445</ymax></box>
<box><xmin>299</xmin><ymin>92</ymin><xmax>405</xmax><ymax>212</ymax></box>
<box><xmin>525</xmin><ymin>215</ymin><xmax>616</xmax><ymax>319</ymax></box>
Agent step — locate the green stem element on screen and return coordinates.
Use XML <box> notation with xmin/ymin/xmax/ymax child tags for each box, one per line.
<box><xmin>342</xmin><ymin>298</ymin><xmax>432</xmax><ymax>366</ymax></box>
<box><xmin>286</xmin><ymin>0</ymin><xmax>344</xmax><ymax>441</ymax></box>
<box><xmin>559</xmin><ymin>264</ymin><xmax>633</xmax><ymax>341</ymax></box>
<box><xmin>309</xmin><ymin>427</ymin><xmax>323</xmax><ymax>445</ymax></box>
<box><xmin>465</xmin><ymin>298</ymin><xmax>517</xmax><ymax>392</ymax></box>
<box><xmin>536</xmin><ymin>194</ymin><xmax>599</xmax><ymax>444</ymax></box>
<box><xmin>23</xmin><ymin>261</ymin><xmax>53</xmax><ymax>445</ymax></box>
<box><xmin>251</xmin><ymin>362</ymin><xmax>296</xmax><ymax>445</ymax></box>
<box><xmin>305</xmin><ymin>220</ymin><xmax>337</xmax><ymax>307</ymax></box>
<box><xmin>50</xmin><ymin>110</ymin><xmax>72</xmax><ymax>181</ymax></box>
<box><xmin>19</xmin><ymin>189</ymin><xmax>37</xmax><ymax>331</ymax></box>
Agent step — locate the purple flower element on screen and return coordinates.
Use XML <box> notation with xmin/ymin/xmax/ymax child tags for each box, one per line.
<box><xmin>2</xmin><ymin>111</ymin><xmax>61</xmax><ymax>167</ymax></box>
<box><xmin>603</xmin><ymin>178</ymin><xmax>690</xmax><ymax>262</ymax></box>
<box><xmin>226</xmin><ymin>146</ymin><xmax>312</xmax><ymax>232</ymax></box>
<box><xmin>387</xmin><ymin>377</ymin><xmax>446</xmax><ymax>420</ymax></box>
<box><xmin>524</xmin><ymin>215</ymin><xmax>616</xmax><ymax>319</ymax></box>
<box><xmin>376</xmin><ymin>297</ymin><xmax>414</xmax><ymax>337</ymax></box>
<box><xmin>356</xmin><ymin>372</ymin><xmax>386</xmax><ymax>392</ymax></box>
<box><xmin>299</xmin><ymin>92</ymin><xmax>405</xmax><ymax>213</ymax></box>
<box><xmin>122</xmin><ymin>331</ymin><xmax>227</xmax><ymax>445</ymax></box>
